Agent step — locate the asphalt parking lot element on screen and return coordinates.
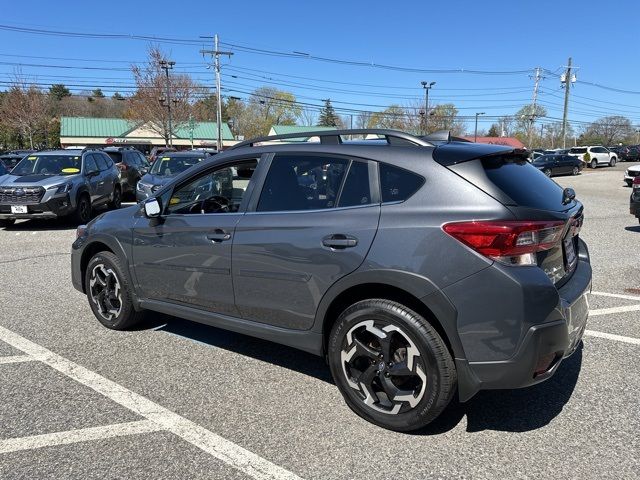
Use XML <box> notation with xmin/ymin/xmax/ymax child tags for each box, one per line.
<box><xmin>0</xmin><ymin>162</ymin><xmax>639</xmax><ymax>480</ymax></box>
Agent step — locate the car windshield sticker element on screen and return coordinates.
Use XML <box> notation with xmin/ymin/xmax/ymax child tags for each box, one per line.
<box><xmin>61</xmin><ymin>168</ymin><xmax>80</xmax><ymax>174</ymax></box>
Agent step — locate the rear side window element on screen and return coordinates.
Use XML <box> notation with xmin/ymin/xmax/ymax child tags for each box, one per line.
<box><xmin>84</xmin><ymin>155</ymin><xmax>98</xmax><ymax>173</ymax></box>
<box><xmin>570</xmin><ymin>147</ymin><xmax>586</xmax><ymax>154</ymax></box>
<box><xmin>379</xmin><ymin>163</ymin><xmax>425</xmax><ymax>203</ymax></box>
<box><xmin>94</xmin><ymin>153</ymin><xmax>108</xmax><ymax>171</ymax></box>
<box><xmin>257</xmin><ymin>155</ymin><xmax>350</xmax><ymax>212</ymax></box>
<box><xmin>106</xmin><ymin>152</ymin><xmax>123</xmax><ymax>164</ymax></box>
<box><xmin>338</xmin><ymin>161</ymin><xmax>372</xmax><ymax>207</ymax></box>
<box><xmin>482</xmin><ymin>156</ymin><xmax>568</xmax><ymax>211</ymax></box>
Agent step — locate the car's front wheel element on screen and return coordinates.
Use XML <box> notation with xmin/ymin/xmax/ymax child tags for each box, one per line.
<box><xmin>328</xmin><ymin>299</ymin><xmax>456</xmax><ymax>432</ymax></box>
<box><xmin>590</xmin><ymin>159</ymin><xmax>597</xmax><ymax>169</ymax></box>
<box><xmin>85</xmin><ymin>251</ymin><xmax>144</xmax><ymax>330</ymax></box>
<box><xmin>73</xmin><ymin>194</ymin><xmax>92</xmax><ymax>224</ymax></box>
<box><xmin>543</xmin><ymin>168</ymin><xmax>552</xmax><ymax>177</ymax></box>
<box><xmin>572</xmin><ymin>166</ymin><xmax>580</xmax><ymax>175</ymax></box>
<box><xmin>108</xmin><ymin>186</ymin><xmax>122</xmax><ymax>210</ymax></box>
<box><xmin>609</xmin><ymin>157</ymin><xmax>617</xmax><ymax>167</ymax></box>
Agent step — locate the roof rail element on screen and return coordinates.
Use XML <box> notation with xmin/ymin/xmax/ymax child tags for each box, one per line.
<box><xmin>228</xmin><ymin>128</ymin><xmax>433</xmax><ymax>151</ymax></box>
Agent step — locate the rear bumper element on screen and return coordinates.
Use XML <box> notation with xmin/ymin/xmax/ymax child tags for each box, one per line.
<box><xmin>447</xmin><ymin>239</ymin><xmax>592</xmax><ymax>401</ymax></box>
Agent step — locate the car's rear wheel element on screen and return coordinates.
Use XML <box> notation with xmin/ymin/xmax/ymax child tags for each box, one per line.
<box><xmin>73</xmin><ymin>194</ymin><xmax>91</xmax><ymax>224</ymax></box>
<box><xmin>572</xmin><ymin>166</ymin><xmax>579</xmax><ymax>175</ymax></box>
<box><xmin>85</xmin><ymin>251</ymin><xmax>144</xmax><ymax>330</ymax></box>
<box><xmin>590</xmin><ymin>159</ymin><xmax>597</xmax><ymax>169</ymax></box>
<box><xmin>328</xmin><ymin>299</ymin><xmax>456</xmax><ymax>432</ymax></box>
<box><xmin>108</xmin><ymin>186</ymin><xmax>122</xmax><ymax>210</ymax></box>
<box><xmin>0</xmin><ymin>219</ymin><xmax>15</xmax><ymax>228</ymax></box>
<box><xmin>543</xmin><ymin>168</ymin><xmax>552</xmax><ymax>177</ymax></box>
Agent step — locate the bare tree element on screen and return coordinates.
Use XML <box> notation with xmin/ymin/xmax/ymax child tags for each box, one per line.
<box><xmin>580</xmin><ymin>115</ymin><xmax>633</xmax><ymax>145</ymax></box>
<box><xmin>0</xmin><ymin>78</ymin><xmax>49</xmax><ymax>148</ymax></box>
<box><xmin>298</xmin><ymin>107</ymin><xmax>316</xmax><ymax>127</ymax></box>
<box><xmin>126</xmin><ymin>46</ymin><xmax>200</xmax><ymax>146</ymax></box>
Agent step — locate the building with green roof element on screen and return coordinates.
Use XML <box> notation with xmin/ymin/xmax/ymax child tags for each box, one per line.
<box><xmin>59</xmin><ymin>117</ymin><xmax>236</xmax><ymax>150</ymax></box>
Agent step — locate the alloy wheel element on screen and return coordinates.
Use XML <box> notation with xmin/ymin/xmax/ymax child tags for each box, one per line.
<box><xmin>340</xmin><ymin>320</ymin><xmax>427</xmax><ymax>415</ymax></box>
<box><xmin>89</xmin><ymin>264</ymin><xmax>123</xmax><ymax>321</ymax></box>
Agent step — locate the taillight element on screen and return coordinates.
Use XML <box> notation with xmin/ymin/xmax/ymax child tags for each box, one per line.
<box><xmin>633</xmin><ymin>177</ymin><xmax>640</xmax><ymax>188</ymax></box>
<box><xmin>442</xmin><ymin>220</ymin><xmax>566</xmax><ymax>266</ymax></box>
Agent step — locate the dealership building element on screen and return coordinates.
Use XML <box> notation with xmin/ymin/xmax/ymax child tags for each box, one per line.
<box><xmin>59</xmin><ymin>116</ymin><xmax>236</xmax><ymax>151</ymax></box>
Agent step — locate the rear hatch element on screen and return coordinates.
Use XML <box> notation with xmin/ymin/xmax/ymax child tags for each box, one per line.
<box><xmin>434</xmin><ymin>143</ymin><xmax>583</xmax><ymax>287</ymax></box>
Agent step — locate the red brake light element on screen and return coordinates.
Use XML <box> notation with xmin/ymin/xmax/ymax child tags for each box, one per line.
<box><xmin>442</xmin><ymin>220</ymin><xmax>566</xmax><ymax>262</ymax></box>
<box><xmin>633</xmin><ymin>177</ymin><xmax>640</xmax><ymax>186</ymax></box>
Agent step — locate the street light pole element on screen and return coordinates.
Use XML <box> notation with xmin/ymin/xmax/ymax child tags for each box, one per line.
<box><xmin>420</xmin><ymin>81</ymin><xmax>436</xmax><ymax>135</ymax></box>
<box><xmin>159</xmin><ymin>59</ymin><xmax>175</xmax><ymax>148</ymax></box>
<box><xmin>474</xmin><ymin>112</ymin><xmax>485</xmax><ymax>142</ymax></box>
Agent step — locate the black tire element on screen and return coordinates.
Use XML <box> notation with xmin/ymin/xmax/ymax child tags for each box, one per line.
<box><xmin>85</xmin><ymin>251</ymin><xmax>144</xmax><ymax>330</ymax></box>
<box><xmin>73</xmin><ymin>193</ymin><xmax>91</xmax><ymax>224</ymax></box>
<box><xmin>590</xmin><ymin>159</ymin><xmax>597</xmax><ymax>169</ymax></box>
<box><xmin>609</xmin><ymin>157</ymin><xmax>617</xmax><ymax>167</ymax></box>
<box><xmin>0</xmin><ymin>219</ymin><xmax>15</xmax><ymax>228</ymax></box>
<box><xmin>626</xmin><ymin>180</ymin><xmax>632</xmax><ymax>187</ymax></box>
<box><xmin>328</xmin><ymin>299</ymin><xmax>456</xmax><ymax>432</ymax></box>
<box><xmin>108</xmin><ymin>185</ymin><xmax>122</xmax><ymax>210</ymax></box>
<box><xmin>572</xmin><ymin>166</ymin><xmax>579</xmax><ymax>176</ymax></box>
<box><xmin>543</xmin><ymin>168</ymin><xmax>552</xmax><ymax>177</ymax></box>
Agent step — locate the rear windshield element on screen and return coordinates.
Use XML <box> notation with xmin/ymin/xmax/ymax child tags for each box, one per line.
<box><xmin>482</xmin><ymin>156</ymin><xmax>569</xmax><ymax>211</ymax></box>
<box><xmin>570</xmin><ymin>147</ymin><xmax>587</xmax><ymax>154</ymax></box>
<box><xmin>105</xmin><ymin>152</ymin><xmax>123</xmax><ymax>163</ymax></box>
<box><xmin>150</xmin><ymin>155</ymin><xmax>205</xmax><ymax>175</ymax></box>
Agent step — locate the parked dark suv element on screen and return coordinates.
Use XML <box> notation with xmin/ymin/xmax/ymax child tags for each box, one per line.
<box><xmin>103</xmin><ymin>147</ymin><xmax>150</xmax><ymax>197</ymax></box>
<box><xmin>0</xmin><ymin>149</ymin><xmax>121</xmax><ymax>227</ymax></box>
<box><xmin>71</xmin><ymin>129</ymin><xmax>591</xmax><ymax>431</ymax></box>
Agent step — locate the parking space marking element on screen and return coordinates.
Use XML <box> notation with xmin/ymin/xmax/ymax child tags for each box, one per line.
<box><xmin>584</xmin><ymin>330</ymin><xmax>640</xmax><ymax>346</ymax></box>
<box><xmin>0</xmin><ymin>354</ymin><xmax>36</xmax><ymax>365</ymax></box>
<box><xmin>0</xmin><ymin>326</ymin><xmax>303</xmax><ymax>480</ymax></box>
<box><xmin>0</xmin><ymin>420</ymin><xmax>162</xmax><ymax>455</ymax></box>
<box><xmin>591</xmin><ymin>291</ymin><xmax>640</xmax><ymax>301</ymax></box>
<box><xmin>589</xmin><ymin>305</ymin><xmax>640</xmax><ymax>316</ymax></box>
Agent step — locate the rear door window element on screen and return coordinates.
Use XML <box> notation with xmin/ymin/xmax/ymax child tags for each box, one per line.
<box><xmin>379</xmin><ymin>163</ymin><xmax>425</xmax><ymax>203</ymax></box>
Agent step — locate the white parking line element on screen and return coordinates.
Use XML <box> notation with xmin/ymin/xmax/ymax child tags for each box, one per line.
<box><xmin>0</xmin><ymin>326</ymin><xmax>303</xmax><ymax>480</ymax></box>
<box><xmin>0</xmin><ymin>420</ymin><xmax>162</xmax><ymax>454</ymax></box>
<box><xmin>0</xmin><ymin>354</ymin><xmax>35</xmax><ymax>365</ymax></box>
<box><xmin>589</xmin><ymin>305</ymin><xmax>640</xmax><ymax>316</ymax></box>
<box><xmin>584</xmin><ymin>330</ymin><xmax>640</xmax><ymax>346</ymax></box>
<box><xmin>591</xmin><ymin>291</ymin><xmax>640</xmax><ymax>301</ymax></box>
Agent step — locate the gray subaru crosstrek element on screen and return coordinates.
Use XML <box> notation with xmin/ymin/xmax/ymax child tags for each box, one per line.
<box><xmin>0</xmin><ymin>149</ymin><xmax>122</xmax><ymax>227</ymax></box>
<box><xmin>71</xmin><ymin>129</ymin><xmax>591</xmax><ymax>431</ymax></box>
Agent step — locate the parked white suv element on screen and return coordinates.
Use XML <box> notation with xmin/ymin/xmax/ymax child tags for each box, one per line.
<box><xmin>624</xmin><ymin>164</ymin><xmax>640</xmax><ymax>187</ymax></box>
<box><xmin>569</xmin><ymin>146</ymin><xmax>617</xmax><ymax>168</ymax></box>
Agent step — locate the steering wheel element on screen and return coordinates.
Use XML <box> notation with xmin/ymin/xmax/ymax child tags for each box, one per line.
<box><xmin>201</xmin><ymin>195</ymin><xmax>230</xmax><ymax>214</ymax></box>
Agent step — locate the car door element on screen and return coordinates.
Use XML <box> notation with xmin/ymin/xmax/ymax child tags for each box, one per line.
<box><xmin>232</xmin><ymin>153</ymin><xmax>380</xmax><ymax>331</ymax></box>
<box><xmin>131</xmin><ymin>157</ymin><xmax>259</xmax><ymax>314</ymax></box>
<box><xmin>83</xmin><ymin>154</ymin><xmax>101</xmax><ymax>203</ymax></box>
<box><xmin>92</xmin><ymin>153</ymin><xmax>112</xmax><ymax>203</ymax></box>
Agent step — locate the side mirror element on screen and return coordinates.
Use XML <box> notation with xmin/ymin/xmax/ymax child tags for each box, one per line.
<box><xmin>86</xmin><ymin>170</ymin><xmax>99</xmax><ymax>178</ymax></box>
<box><xmin>143</xmin><ymin>198</ymin><xmax>162</xmax><ymax>218</ymax></box>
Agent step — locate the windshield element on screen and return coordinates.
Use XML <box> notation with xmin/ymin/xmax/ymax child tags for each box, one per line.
<box><xmin>12</xmin><ymin>154</ymin><xmax>82</xmax><ymax>176</ymax></box>
<box><xmin>150</xmin><ymin>155</ymin><xmax>205</xmax><ymax>175</ymax></box>
<box><xmin>0</xmin><ymin>163</ymin><xmax>7</xmax><ymax>175</ymax></box>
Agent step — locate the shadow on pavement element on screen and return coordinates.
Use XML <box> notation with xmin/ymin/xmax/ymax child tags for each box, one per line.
<box><xmin>143</xmin><ymin>315</ymin><xmax>582</xmax><ymax>435</ymax></box>
<box><xmin>419</xmin><ymin>344</ymin><xmax>583</xmax><ymax>435</ymax></box>
<box><xmin>624</xmin><ymin>225</ymin><xmax>640</xmax><ymax>233</ymax></box>
<box><xmin>153</xmin><ymin>317</ymin><xmax>334</xmax><ymax>384</ymax></box>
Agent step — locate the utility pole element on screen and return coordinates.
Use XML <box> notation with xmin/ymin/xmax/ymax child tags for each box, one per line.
<box><xmin>561</xmin><ymin>57</ymin><xmax>576</xmax><ymax>149</ymax></box>
<box><xmin>474</xmin><ymin>112</ymin><xmax>485</xmax><ymax>142</ymax></box>
<box><xmin>420</xmin><ymin>81</ymin><xmax>436</xmax><ymax>135</ymax></box>
<box><xmin>201</xmin><ymin>34</ymin><xmax>234</xmax><ymax>151</ymax></box>
<box><xmin>528</xmin><ymin>67</ymin><xmax>543</xmax><ymax>148</ymax></box>
<box><xmin>540</xmin><ymin>123</ymin><xmax>545</xmax><ymax>147</ymax></box>
<box><xmin>159</xmin><ymin>59</ymin><xmax>175</xmax><ymax>147</ymax></box>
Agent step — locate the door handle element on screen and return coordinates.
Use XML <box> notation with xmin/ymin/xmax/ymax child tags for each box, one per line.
<box><xmin>322</xmin><ymin>234</ymin><xmax>358</xmax><ymax>249</ymax></box>
<box><xmin>207</xmin><ymin>229</ymin><xmax>231</xmax><ymax>243</ymax></box>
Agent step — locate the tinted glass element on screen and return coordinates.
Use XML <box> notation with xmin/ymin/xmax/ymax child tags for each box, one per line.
<box><xmin>338</xmin><ymin>160</ymin><xmax>372</xmax><ymax>207</ymax></box>
<box><xmin>379</xmin><ymin>163</ymin><xmax>425</xmax><ymax>203</ymax></box>
<box><xmin>0</xmin><ymin>163</ymin><xmax>7</xmax><ymax>175</ymax></box>
<box><xmin>94</xmin><ymin>153</ymin><xmax>108</xmax><ymax>171</ymax></box>
<box><xmin>150</xmin><ymin>155</ymin><xmax>206</xmax><ymax>175</ymax></box>
<box><xmin>12</xmin><ymin>154</ymin><xmax>82</xmax><ymax>176</ymax></box>
<box><xmin>84</xmin><ymin>155</ymin><xmax>98</xmax><ymax>173</ymax></box>
<box><xmin>106</xmin><ymin>151</ymin><xmax>123</xmax><ymax>163</ymax></box>
<box><xmin>482</xmin><ymin>156</ymin><xmax>571</xmax><ymax>211</ymax></box>
<box><xmin>257</xmin><ymin>155</ymin><xmax>349</xmax><ymax>212</ymax></box>
<box><xmin>166</xmin><ymin>160</ymin><xmax>257</xmax><ymax>215</ymax></box>
<box><xmin>570</xmin><ymin>147</ymin><xmax>587</xmax><ymax>154</ymax></box>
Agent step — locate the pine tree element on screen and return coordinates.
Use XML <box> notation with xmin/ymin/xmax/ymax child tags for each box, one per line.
<box><xmin>317</xmin><ymin>99</ymin><xmax>339</xmax><ymax>127</ymax></box>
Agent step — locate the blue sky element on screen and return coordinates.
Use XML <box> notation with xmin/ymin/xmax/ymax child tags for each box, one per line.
<box><xmin>2</xmin><ymin>0</ymin><xmax>639</xmax><ymax>133</ymax></box>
